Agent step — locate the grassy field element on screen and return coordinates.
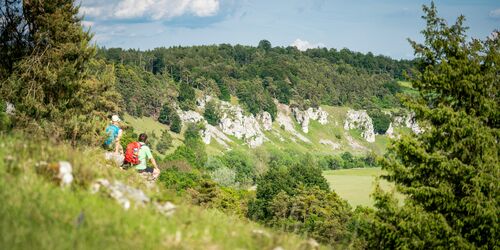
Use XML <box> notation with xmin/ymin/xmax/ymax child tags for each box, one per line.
<box><xmin>323</xmin><ymin>168</ymin><xmax>401</xmax><ymax>208</ymax></box>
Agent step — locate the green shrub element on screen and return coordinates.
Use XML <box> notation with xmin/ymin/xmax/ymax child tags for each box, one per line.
<box><xmin>203</xmin><ymin>100</ymin><xmax>221</xmax><ymax>126</ymax></box>
<box><xmin>367</xmin><ymin>109</ymin><xmax>391</xmax><ymax>134</ymax></box>
<box><xmin>158</xmin><ymin>104</ymin><xmax>174</xmax><ymax>125</ymax></box>
<box><xmin>158</xmin><ymin>166</ymin><xmax>202</xmax><ymax>192</ymax></box>
<box><xmin>221</xmin><ymin>150</ymin><xmax>256</xmax><ymax>186</ymax></box>
<box><xmin>156</xmin><ymin>130</ymin><xmax>173</xmax><ymax>154</ymax></box>
<box><xmin>169</xmin><ymin>113</ymin><xmax>182</xmax><ymax>133</ymax></box>
<box><xmin>268</xmin><ymin>186</ymin><xmax>355</xmax><ymax>245</ymax></box>
<box><xmin>209</xmin><ymin>166</ymin><xmax>238</xmax><ymax>188</ymax></box>
<box><xmin>248</xmin><ymin>154</ymin><xmax>329</xmax><ymax>221</ymax></box>
<box><xmin>178</xmin><ymin>83</ymin><xmax>196</xmax><ymax>111</ymax></box>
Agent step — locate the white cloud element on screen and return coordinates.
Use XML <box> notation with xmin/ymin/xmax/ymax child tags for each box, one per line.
<box><xmin>82</xmin><ymin>0</ymin><xmax>220</xmax><ymax>20</ymax></box>
<box><xmin>81</xmin><ymin>20</ymin><xmax>95</xmax><ymax>27</ymax></box>
<box><xmin>290</xmin><ymin>38</ymin><xmax>325</xmax><ymax>51</ymax></box>
<box><xmin>80</xmin><ymin>6</ymin><xmax>104</xmax><ymax>18</ymax></box>
<box><xmin>489</xmin><ymin>8</ymin><xmax>500</xmax><ymax>18</ymax></box>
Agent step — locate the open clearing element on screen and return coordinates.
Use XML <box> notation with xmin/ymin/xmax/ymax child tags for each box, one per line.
<box><xmin>323</xmin><ymin>168</ymin><xmax>400</xmax><ymax>208</ymax></box>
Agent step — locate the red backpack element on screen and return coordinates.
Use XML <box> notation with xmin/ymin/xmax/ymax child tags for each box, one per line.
<box><xmin>124</xmin><ymin>142</ymin><xmax>142</xmax><ymax>165</ymax></box>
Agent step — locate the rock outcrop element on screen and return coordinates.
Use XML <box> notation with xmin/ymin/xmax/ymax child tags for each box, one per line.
<box><xmin>178</xmin><ymin>110</ymin><xmax>204</xmax><ymax>123</ymax></box>
<box><xmin>217</xmin><ymin>101</ymin><xmax>267</xmax><ymax>148</ymax></box>
<box><xmin>393</xmin><ymin>113</ymin><xmax>423</xmax><ymax>134</ymax></box>
<box><xmin>343</xmin><ymin>110</ymin><xmax>375</xmax><ymax>143</ymax></box>
<box><xmin>91</xmin><ymin>178</ymin><xmax>176</xmax><ymax>216</ymax></box>
<box><xmin>257</xmin><ymin>112</ymin><xmax>273</xmax><ymax>131</ymax></box>
<box><xmin>292</xmin><ymin>107</ymin><xmax>328</xmax><ymax>133</ymax></box>
<box><xmin>386</xmin><ymin>122</ymin><xmax>395</xmax><ymax>138</ymax></box>
<box><xmin>276</xmin><ymin>103</ymin><xmax>311</xmax><ymax>143</ymax></box>
<box><xmin>319</xmin><ymin>139</ymin><xmax>341</xmax><ymax>150</ymax></box>
<box><xmin>196</xmin><ymin>95</ymin><xmax>213</xmax><ymax>109</ymax></box>
<box><xmin>201</xmin><ymin>124</ymin><xmax>232</xmax><ymax>148</ymax></box>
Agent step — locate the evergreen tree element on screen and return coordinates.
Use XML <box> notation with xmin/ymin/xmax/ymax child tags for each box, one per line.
<box><xmin>178</xmin><ymin>83</ymin><xmax>196</xmax><ymax>111</ymax></box>
<box><xmin>158</xmin><ymin>104</ymin><xmax>174</xmax><ymax>125</ymax></box>
<box><xmin>156</xmin><ymin>130</ymin><xmax>173</xmax><ymax>154</ymax></box>
<box><xmin>362</xmin><ymin>4</ymin><xmax>499</xmax><ymax>248</ymax></box>
<box><xmin>170</xmin><ymin>113</ymin><xmax>182</xmax><ymax>133</ymax></box>
<box><xmin>203</xmin><ymin>100</ymin><xmax>220</xmax><ymax>126</ymax></box>
<box><xmin>217</xmin><ymin>82</ymin><xmax>231</xmax><ymax>101</ymax></box>
<box><xmin>1</xmin><ymin>0</ymin><xmax>120</xmax><ymax>145</ymax></box>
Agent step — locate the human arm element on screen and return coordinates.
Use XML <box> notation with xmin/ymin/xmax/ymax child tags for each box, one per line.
<box><xmin>114</xmin><ymin>129</ymin><xmax>123</xmax><ymax>154</ymax></box>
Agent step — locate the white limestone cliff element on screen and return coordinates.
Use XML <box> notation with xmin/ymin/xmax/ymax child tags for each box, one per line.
<box><xmin>343</xmin><ymin>110</ymin><xmax>375</xmax><ymax>143</ymax></box>
<box><xmin>276</xmin><ymin>103</ymin><xmax>311</xmax><ymax>143</ymax></box>
<box><xmin>292</xmin><ymin>107</ymin><xmax>328</xmax><ymax>133</ymax></box>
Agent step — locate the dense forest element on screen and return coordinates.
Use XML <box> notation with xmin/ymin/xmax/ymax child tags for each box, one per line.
<box><xmin>96</xmin><ymin>42</ymin><xmax>413</xmax><ymax>118</ymax></box>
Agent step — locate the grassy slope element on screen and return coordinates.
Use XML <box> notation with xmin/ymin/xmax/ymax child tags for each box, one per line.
<box><xmin>0</xmin><ymin>135</ymin><xmax>326</xmax><ymax>250</ymax></box>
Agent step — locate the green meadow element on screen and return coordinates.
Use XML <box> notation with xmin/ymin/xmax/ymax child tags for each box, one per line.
<box><xmin>323</xmin><ymin>168</ymin><xmax>401</xmax><ymax>207</ymax></box>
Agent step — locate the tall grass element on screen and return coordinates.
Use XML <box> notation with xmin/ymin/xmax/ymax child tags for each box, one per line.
<box><xmin>0</xmin><ymin>134</ymin><xmax>325</xmax><ymax>249</ymax></box>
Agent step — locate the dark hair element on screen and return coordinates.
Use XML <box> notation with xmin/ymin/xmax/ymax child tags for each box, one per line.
<box><xmin>138</xmin><ymin>133</ymin><xmax>148</xmax><ymax>142</ymax></box>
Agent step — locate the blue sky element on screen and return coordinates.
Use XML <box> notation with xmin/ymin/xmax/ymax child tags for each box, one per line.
<box><xmin>79</xmin><ymin>0</ymin><xmax>500</xmax><ymax>59</ymax></box>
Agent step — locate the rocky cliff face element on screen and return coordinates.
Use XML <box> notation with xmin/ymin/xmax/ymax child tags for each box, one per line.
<box><xmin>393</xmin><ymin>113</ymin><xmax>423</xmax><ymax>134</ymax></box>
<box><xmin>276</xmin><ymin>103</ymin><xmax>311</xmax><ymax>143</ymax></box>
<box><xmin>292</xmin><ymin>107</ymin><xmax>328</xmax><ymax>133</ymax></box>
<box><xmin>343</xmin><ymin>110</ymin><xmax>376</xmax><ymax>143</ymax></box>
<box><xmin>256</xmin><ymin>112</ymin><xmax>273</xmax><ymax>131</ymax></box>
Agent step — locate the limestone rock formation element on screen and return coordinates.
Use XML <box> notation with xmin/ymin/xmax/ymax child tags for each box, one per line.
<box><xmin>91</xmin><ymin>179</ymin><xmax>150</xmax><ymax>210</ymax></box>
<box><xmin>196</xmin><ymin>95</ymin><xmax>213</xmax><ymax>109</ymax></box>
<box><xmin>178</xmin><ymin>110</ymin><xmax>204</xmax><ymax>123</ymax></box>
<box><xmin>276</xmin><ymin>103</ymin><xmax>311</xmax><ymax>143</ymax></box>
<box><xmin>386</xmin><ymin>122</ymin><xmax>395</xmax><ymax>138</ymax></box>
<box><xmin>292</xmin><ymin>107</ymin><xmax>328</xmax><ymax>133</ymax></box>
<box><xmin>257</xmin><ymin>111</ymin><xmax>273</xmax><ymax>131</ymax></box>
<box><xmin>343</xmin><ymin>110</ymin><xmax>375</xmax><ymax>143</ymax></box>
<box><xmin>201</xmin><ymin>124</ymin><xmax>232</xmax><ymax>148</ymax></box>
<box><xmin>393</xmin><ymin>113</ymin><xmax>423</xmax><ymax>134</ymax></box>
<box><xmin>217</xmin><ymin>101</ymin><xmax>267</xmax><ymax>148</ymax></box>
<box><xmin>319</xmin><ymin>139</ymin><xmax>341</xmax><ymax>150</ymax></box>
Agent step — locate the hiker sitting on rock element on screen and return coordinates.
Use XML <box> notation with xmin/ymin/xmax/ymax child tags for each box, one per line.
<box><xmin>133</xmin><ymin>133</ymin><xmax>160</xmax><ymax>178</ymax></box>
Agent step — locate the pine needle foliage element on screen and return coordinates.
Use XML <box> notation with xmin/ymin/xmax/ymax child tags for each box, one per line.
<box><xmin>362</xmin><ymin>3</ymin><xmax>499</xmax><ymax>249</ymax></box>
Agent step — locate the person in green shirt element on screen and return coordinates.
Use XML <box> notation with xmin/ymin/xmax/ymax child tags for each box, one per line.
<box><xmin>136</xmin><ymin>133</ymin><xmax>160</xmax><ymax>178</ymax></box>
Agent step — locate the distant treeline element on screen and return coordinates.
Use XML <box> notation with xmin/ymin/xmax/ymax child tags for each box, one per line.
<box><xmin>97</xmin><ymin>42</ymin><xmax>413</xmax><ymax>118</ymax></box>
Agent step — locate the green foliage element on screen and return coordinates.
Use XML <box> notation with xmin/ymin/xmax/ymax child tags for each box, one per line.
<box><xmin>0</xmin><ymin>100</ymin><xmax>11</xmax><ymax>131</ymax></box>
<box><xmin>191</xmin><ymin>180</ymin><xmax>253</xmax><ymax>217</ymax></box>
<box><xmin>209</xmin><ymin>166</ymin><xmax>237</xmax><ymax>188</ymax></box>
<box><xmin>258</xmin><ymin>39</ymin><xmax>272</xmax><ymax>52</ymax></box>
<box><xmin>203</xmin><ymin>100</ymin><xmax>221</xmax><ymax>126</ymax></box>
<box><xmin>169</xmin><ymin>112</ymin><xmax>182</xmax><ymax>133</ymax></box>
<box><xmin>165</xmin><ymin>123</ymin><xmax>206</xmax><ymax>168</ymax></box>
<box><xmin>178</xmin><ymin>83</ymin><xmax>196</xmax><ymax>111</ymax></box>
<box><xmin>156</xmin><ymin>130</ymin><xmax>172</xmax><ymax>154</ymax></box>
<box><xmin>158</xmin><ymin>166</ymin><xmax>202</xmax><ymax>192</ymax></box>
<box><xmin>367</xmin><ymin>109</ymin><xmax>391</xmax><ymax>134</ymax></box>
<box><xmin>220</xmin><ymin>150</ymin><xmax>256</xmax><ymax>186</ymax></box>
<box><xmin>237</xmin><ymin>79</ymin><xmax>277</xmax><ymax>119</ymax></box>
<box><xmin>318</xmin><ymin>153</ymin><xmax>377</xmax><ymax>170</ymax></box>
<box><xmin>98</xmin><ymin>39</ymin><xmax>410</xmax><ymax>113</ymax></box>
<box><xmin>217</xmin><ymin>82</ymin><xmax>231</xmax><ymax>101</ymax></box>
<box><xmin>158</xmin><ymin>104</ymin><xmax>174</xmax><ymax>125</ymax></box>
<box><xmin>119</xmin><ymin>125</ymin><xmax>138</xmax><ymax>150</ymax></box>
<box><xmin>248</xmin><ymin>151</ymin><xmax>356</xmax><ymax>246</ymax></box>
<box><xmin>268</xmin><ymin>186</ymin><xmax>355</xmax><ymax>246</ymax></box>
<box><xmin>0</xmin><ymin>1</ymin><xmax>121</xmax><ymax>146</ymax></box>
<box><xmin>362</xmin><ymin>4</ymin><xmax>500</xmax><ymax>249</ymax></box>
<box><xmin>248</xmin><ymin>154</ymin><xmax>330</xmax><ymax>221</ymax></box>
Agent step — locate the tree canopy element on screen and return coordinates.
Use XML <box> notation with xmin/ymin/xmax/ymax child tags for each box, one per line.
<box><xmin>362</xmin><ymin>3</ymin><xmax>499</xmax><ymax>248</ymax></box>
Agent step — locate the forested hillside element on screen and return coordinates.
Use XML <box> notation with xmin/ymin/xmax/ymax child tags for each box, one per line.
<box><xmin>96</xmin><ymin>42</ymin><xmax>413</xmax><ymax>119</ymax></box>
